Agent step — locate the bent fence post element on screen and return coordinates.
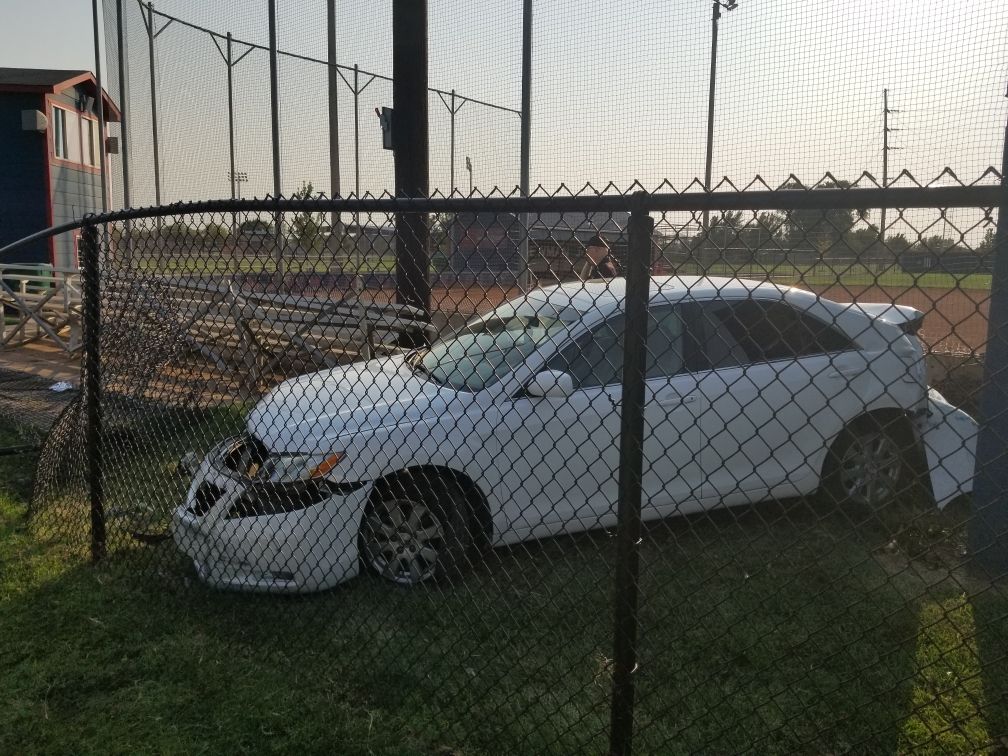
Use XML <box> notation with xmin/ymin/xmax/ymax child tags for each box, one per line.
<box><xmin>970</xmin><ymin>115</ymin><xmax>1008</xmax><ymax>579</ymax></box>
<box><xmin>608</xmin><ymin>194</ymin><xmax>654</xmax><ymax>755</ymax></box>
<box><xmin>81</xmin><ymin>222</ymin><xmax>106</xmax><ymax>563</ymax></box>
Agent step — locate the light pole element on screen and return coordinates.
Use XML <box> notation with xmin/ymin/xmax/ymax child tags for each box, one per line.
<box><xmin>465</xmin><ymin>155</ymin><xmax>473</xmax><ymax>195</ymax></box>
<box><xmin>703</xmin><ymin>0</ymin><xmax>738</xmax><ymax>232</ymax></box>
<box><xmin>228</xmin><ymin>171</ymin><xmax>248</xmax><ymax>234</ymax></box>
<box><xmin>229</xmin><ymin>171</ymin><xmax>248</xmax><ymax>199</ymax></box>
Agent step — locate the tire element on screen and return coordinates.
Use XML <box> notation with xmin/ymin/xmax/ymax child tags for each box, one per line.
<box><xmin>821</xmin><ymin>416</ymin><xmax>912</xmax><ymax>510</ymax></box>
<box><xmin>359</xmin><ymin>473</ymin><xmax>475</xmax><ymax>586</ymax></box>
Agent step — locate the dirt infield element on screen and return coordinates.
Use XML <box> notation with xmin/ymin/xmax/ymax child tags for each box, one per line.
<box><xmin>809</xmin><ymin>284</ymin><xmax>990</xmax><ymax>355</ymax></box>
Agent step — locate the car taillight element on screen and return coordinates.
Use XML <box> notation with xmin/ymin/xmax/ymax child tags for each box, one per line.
<box><xmin>900</xmin><ymin>313</ymin><xmax>925</xmax><ymax>335</ymax></box>
<box><xmin>912</xmin><ymin>351</ymin><xmax>927</xmax><ymax>384</ymax></box>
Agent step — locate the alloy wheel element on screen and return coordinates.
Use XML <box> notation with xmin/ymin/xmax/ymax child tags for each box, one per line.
<box><xmin>838</xmin><ymin>429</ymin><xmax>903</xmax><ymax>508</ymax></box>
<box><xmin>361</xmin><ymin>497</ymin><xmax>446</xmax><ymax>585</ymax></box>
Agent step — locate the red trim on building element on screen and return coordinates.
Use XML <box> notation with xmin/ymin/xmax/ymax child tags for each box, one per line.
<box><xmin>41</xmin><ymin>94</ymin><xmax>55</xmax><ymax>267</ymax></box>
<box><xmin>47</xmin><ymin>99</ymin><xmax>105</xmax><ymax>174</ymax></box>
<box><xmin>52</xmin><ymin>72</ymin><xmax>95</xmax><ymax>91</ymax></box>
<box><xmin>53</xmin><ymin>72</ymin><xmax>121</xmax><ymax>121</ymax></box>
<box><xmin>0</xmin><ymin>72</ymin><xmax>121</xmax><ymax>120</ymax></box>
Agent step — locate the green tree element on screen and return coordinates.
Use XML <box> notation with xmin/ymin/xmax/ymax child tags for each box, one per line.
<box><xmin>782</xmin><ymin>180</ymin><xmax>867</xmax><ymax>254</ymax></box>
<box><xmin>290</xmin><ymin>181</ymin><xmax>324</xmax><ymax>253</ymax></box>
<box><xmin>707</xmin><ymin>210</ymin><xmax>745</xmax><ymax>247</ymax></box>
<box><xmin>977</xmin><ymin>227</ymin><xmax>996</xmax><ymax>258</ymax></box>
<box><xmin>915</xmin><ymin>234</ymin><xmax>970</xmax><ymax>258</ymax></box>
<box><xmin>740</xmin><ymin>211</ymin><xmax>787</xmax><ymax>254</ymax></box>
<box><xmin>884</xmin><ymin>232</ymin><xmax>912</xmax><ymax>259</ymax></box>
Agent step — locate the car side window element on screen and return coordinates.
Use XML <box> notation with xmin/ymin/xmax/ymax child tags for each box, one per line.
<box><xmin>695</xmin><ymin>300</ymin><xmax>853</xmax><ymax>368</ymax></box>
<box><xmin>548</xmin><ymin>307</ymin><xmax>685</xmax><ymax>387</ymax></box>
<box><xmin>646</xmin><ymin>307</ymin><xmax>686</xmax><ymax>379</ymax></box>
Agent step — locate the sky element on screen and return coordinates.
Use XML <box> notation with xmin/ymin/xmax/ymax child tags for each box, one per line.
<box><xmin>2</xmin><ymin>0</ymin><xmax>1006</xmax><ymax>238</ymax></box>
<box><xmin>0</xmin><ymin>0</ymin><xmax>95</xmax><ymax>69</ymax></box>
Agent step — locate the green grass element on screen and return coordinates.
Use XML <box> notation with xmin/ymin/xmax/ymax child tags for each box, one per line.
<box><xmin>2</xmin><ymin>418</ymin><xmax>1007</xmax><ymax>753</ymax></box>
<box><xmin>127</xmin><ymin>250</ymin><xmax>992</xmax><ymax>290</ymax></box>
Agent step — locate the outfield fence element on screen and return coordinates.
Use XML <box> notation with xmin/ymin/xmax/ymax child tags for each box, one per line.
<box><xmin>1</xmin><ymin>171</ymin><xmax>1005</xmax><ymax>753</ymax></box>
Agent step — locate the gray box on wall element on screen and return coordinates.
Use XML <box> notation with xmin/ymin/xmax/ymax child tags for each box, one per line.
<box><xmin>21</xmin><ymin>109</ymin><xmax>47</xmax><ymax>132</ymax></box>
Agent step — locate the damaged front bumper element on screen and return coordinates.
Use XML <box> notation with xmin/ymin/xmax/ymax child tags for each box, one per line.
<box><xmin>915</xmin><ymin>388</ymin><xmax>978</xmax><ymax>509</ymax></box>
<box><xmin>172</xmin><ymin>439</ymin><xmax>372</xmax><ymax>593</ymax></box>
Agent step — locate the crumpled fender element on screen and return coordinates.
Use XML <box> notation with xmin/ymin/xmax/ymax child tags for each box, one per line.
<box><xmin>916</xmin><ymin>388</ymin><xmax>978</xmax><ymax>509</ymax></box>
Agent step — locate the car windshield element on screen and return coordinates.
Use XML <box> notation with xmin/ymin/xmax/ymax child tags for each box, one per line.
<box><xmin>413</xmin><ymin>300</ymin><xmax>581</xmax><ymax>391</ymax></box>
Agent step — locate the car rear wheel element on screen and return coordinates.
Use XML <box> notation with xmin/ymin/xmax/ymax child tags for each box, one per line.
<box><xmin>360</xmin><ymin>475</ymin><xmax>474</xmax><ymax>586</ymax></box>
<box><xmin>823</xmin><ymin>418</ymin><xmax>910</xmax><ymax>510</ymax></box>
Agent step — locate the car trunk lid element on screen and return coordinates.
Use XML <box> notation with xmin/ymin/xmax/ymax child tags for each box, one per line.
<box><xmin>843</xmin><ymin>302</ymin><xmax>925</xmax><ymax>334</ymax></box>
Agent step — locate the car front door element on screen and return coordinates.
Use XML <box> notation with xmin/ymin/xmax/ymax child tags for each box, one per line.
<box><xmin>494</xmin><ymin>305</ymin><xmax>705</xmax><ymax>532</ymax></box>
<box><xmin>689</xmin><ymin>298</ymin><xmax>860</xmax><ymax>504</ymax></box>
<box><xmin>493</xmin><ymin>318</ymin><xmax>624</xmax><ymax>534</ymax></box>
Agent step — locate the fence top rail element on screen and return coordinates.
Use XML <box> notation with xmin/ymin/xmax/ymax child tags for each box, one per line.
<box><xmin>85</xmin><ymin>184</ymin><xmax>1002</xmax><ymax>221</ymax></box>
<box><xmin>0</xmin><ymin>184</ymin><xmax>1001</xmax><ymax>260</ymax></box>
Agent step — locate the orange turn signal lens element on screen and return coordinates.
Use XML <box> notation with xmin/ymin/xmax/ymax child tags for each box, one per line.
<box><xmin>309</xmin><ymin>453</ymin><xmax>345</xmax><ymax>479</ymax></box>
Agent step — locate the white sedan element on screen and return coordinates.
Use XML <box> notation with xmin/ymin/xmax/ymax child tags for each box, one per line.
<box><xmin>172</xmin><ymin>276</ymin><xmax>977</xmax><ymax>592</ymax></box>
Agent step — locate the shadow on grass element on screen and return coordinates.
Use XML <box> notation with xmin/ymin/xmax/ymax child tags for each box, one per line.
<box><xmin>972</xmin><ymin>583</ymin><xmax>1008</xmax><ymax>751</ymax></box>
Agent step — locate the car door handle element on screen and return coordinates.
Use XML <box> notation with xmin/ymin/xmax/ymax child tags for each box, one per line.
<box><xmin>827</xmin><ymin>368</ymin><xmax>863</xmax><ymax>379</ymax></box>
<box><xmin>656</xmin><ymin>393</ymin><xmax>697</xmax><ymax>407</ymax></box>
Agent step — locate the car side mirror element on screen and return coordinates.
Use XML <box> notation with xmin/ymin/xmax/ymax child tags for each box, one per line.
<box><xmin>525</xmin><ymin>370</ymin><xmax>575</xmax><ymax>398</ymax></box>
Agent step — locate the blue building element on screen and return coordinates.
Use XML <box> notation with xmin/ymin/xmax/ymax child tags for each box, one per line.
<box><xmin>0</xmin><ymin>68</ymin><xmax>119</xmax><ymax>267</ymax></box>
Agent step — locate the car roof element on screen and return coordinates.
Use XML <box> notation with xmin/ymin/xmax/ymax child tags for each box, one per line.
<box><xmin>532</xmin><ymin>276</ymin><xmax>794</xmax><ymax>313</ymax></box>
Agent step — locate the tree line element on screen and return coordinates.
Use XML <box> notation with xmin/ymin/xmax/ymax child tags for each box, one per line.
<box><xmin>694</xmin><ymin>181</ymin><xmax>994</xmax><ymax>264</ymax></box>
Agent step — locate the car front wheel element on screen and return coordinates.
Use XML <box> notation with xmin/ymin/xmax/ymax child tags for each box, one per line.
<box><xmin>359</xmin><ymin>475</ymin><xmax>473</xmax><ymax>586</ymax></box>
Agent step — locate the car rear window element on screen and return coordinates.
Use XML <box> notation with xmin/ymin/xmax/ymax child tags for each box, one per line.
<box><xmin>697</xmin><ymin>300</ymin><xmax>853</xmax><ymax>368</ymax></box>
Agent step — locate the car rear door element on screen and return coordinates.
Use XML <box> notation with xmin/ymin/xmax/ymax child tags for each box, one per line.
<box><xmin>542</xmin><ymin>305</ymin><xmax>705</xmax><ymax>520</ymax></box>
<box><xmin>689</xmin><ymin>298</ymin><xmax>861</xmax><ymax>504</ymax></box>
<box><xmin>638</xmin><ymin>306</ymin><xmax>706</xmax><ymax>515</ymax></box>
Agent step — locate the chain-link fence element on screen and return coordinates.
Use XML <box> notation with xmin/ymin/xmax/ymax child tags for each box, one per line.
<box><xmin>2</xmin><ymin>172</ymin><xmax>998</xmax><ymax>751</ymax></box>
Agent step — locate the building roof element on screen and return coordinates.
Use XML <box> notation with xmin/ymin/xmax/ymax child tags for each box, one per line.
<box><xmin>529</xmin><ymin>211</ymin><xmax>630</xmax><ymax>242</ymax></box>
<box><xmin>453</xmin><ymin>210</ymin><xmax>631</xmax><ymax>243</ymax></box>
<box><xmin>0</xmin><ymin>67</ymin><xmax>120</xmax><ymax>120</ymax></box>
<box><xmin>0</xmin><ymin>68</ymin><xmax>90</xmax><ymax>87</ymax></box>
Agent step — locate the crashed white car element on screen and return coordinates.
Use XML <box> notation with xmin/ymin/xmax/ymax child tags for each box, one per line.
<box><xmin>172</xmin><ymin>276</ymin><xmax>977</xmax><ymax>592</ymax></box>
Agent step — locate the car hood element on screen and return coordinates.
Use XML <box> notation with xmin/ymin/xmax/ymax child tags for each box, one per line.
<box><xmin>247</xmin><ymin>357</ymin><xmax>459</xmax><ymax>452</ymax></box>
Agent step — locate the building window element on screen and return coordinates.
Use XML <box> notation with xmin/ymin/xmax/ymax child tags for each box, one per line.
<box><xmin>85</xmin><ymin>119</ymin><xmax>99</xmax><ymax>167</ymax></box>
<box><xmin>53</xmin><ymin>106</ymin><xmax>68</xmax><ymax>159</ymax></box>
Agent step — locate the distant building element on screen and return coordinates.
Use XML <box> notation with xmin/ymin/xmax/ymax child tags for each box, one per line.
<box><xmin>0</xmin><ymin>68</ymin><xmax>120</xmax><ymax>267</ymax></box>
<box><xmin>449</xmin><ymin>210</ymin><xmax>631</xmax><ymax>283</ymax></box>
